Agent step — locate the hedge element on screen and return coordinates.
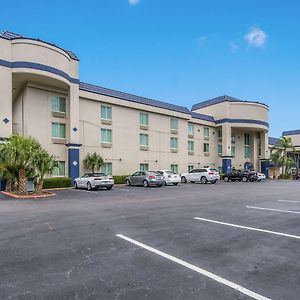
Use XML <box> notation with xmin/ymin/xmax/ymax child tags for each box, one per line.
<box><xmin>42</xmin><ymin>177</ymin><xmax>72</xmax><ymax>189</ymax></box>
<box><xmin>113</xmin><ymin>175</ymin><xmax>129</xmax><ymax>184</ymax></box>
<box><xmin>278</xmin><ymin>174</ymin><xmax>293</xmax><ymax>180</ymax></box>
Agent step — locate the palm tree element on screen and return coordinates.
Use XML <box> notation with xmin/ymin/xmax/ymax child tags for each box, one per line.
<box><xmin>275</xmin><ymin>137</ymin><xmax>296</xmax><ymax>175</ymax></box>
<box><xmin>33</xmin><ymin>149</ymin><xmax>57</xmax><ymax>194</ymax></box>
<box><xmin>269</xmin><ymin>151</ymin><xmax>282</xmax><ymax>179</ymax></box>
<box><xmin>83</xmin><ymin>152</ymin><xmax>104</xmax><ymax>173</ymax></box>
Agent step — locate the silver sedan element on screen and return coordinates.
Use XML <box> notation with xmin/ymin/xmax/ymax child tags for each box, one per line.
<box><xmin>125</xmin><ymin>171</ymin><xmax>165</xmax><ymax>187</ymax></box>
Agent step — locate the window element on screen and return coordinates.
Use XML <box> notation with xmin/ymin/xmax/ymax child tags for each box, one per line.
<box><xmin>52</xmin><ymin>123</ymin><xmax>66</xmax><ymax>138</ymax></box>
<box><xmin>217</xmin><ymin>144</ymin><xmax>222</xmax><ymax>155</ymax></box>
<box><xmin>204</xmin><ymin>143</ymin><xmax>210</xmax><ymax>153</ymax></box>
<box><xmin>170</xmin><ymin>137</ymin><xmax>178</xmax><ymax>149</ymax></box>
<box><xmin>170</xmin><ymin>118</ymin><xmax>178</xmax><ymax>131</ymax></box>
<box><xmin>140</xmin><ymin>164</ymin><xmax>149</xmax><ymax>171</ymax></box>
<box><xmin>188</xmin><ymin>141</ymin><xmax>194</xmax><ymax>152</ymax></box>
<box><xmin>170</xmin><ymin>164</ymin><xmax>178</xmax><ymax>174</ymax></box>
<box><xmin>188</xmin><ymin>123</ymin><xmax>194</xmax><ymax>136</ymax></box>
<box><xmin>139</xmin><ymin>112</ymin><xmax>148</xmax><ymax>126</ymax></box>
<box><xmin>101</xmin><ymin>105</ymin><xmax>112</xmax><ymax>120</ymax></box>
<box><xmin>231</xmin><ymin>146</ymin><xmax>236</xmax><ymax>157</ymax></box>
<box><xmin>101</xmin><ymin>129</ymin><xmax>112</xmax><ymax>143</ymax></box>
<box><xmin>139</xmin><ymin>133</ymin><xmax>149</xmax><ymax>146</ymax></box>
<box><xmin>52</xmin><ymin>161</ymin><xmax>65</xmax><ymax>176</ymax></box>
<box><xmin>204</xmin><ymin>127</ymin><xmax>209</xmax><ymax>138</ymax></box>
<box><xmin>101</xmin><ymin>163</ymin><xmax>112</xmax><ymax>175</ymax></box>
<box><xmin>244</xmin><ymin>133</ymin><xmax>250</xmax><ymax>158</ymax></box>
<box><xmin>188</xmin><ymin>165</ymin><xmax>194</xmax><ymax>172</ymax></box>
<box><xmin>231</xmin><ymin>133</ymin><xmax>236</xmax><ymax>144</ymax></box>
<box><xmin>218</xmin><ymin>130</ymin><xmax>222</xmax><ymax>140</ymax></box>
<box><xmin>51</xmin><ymin>96</ymin><xmax>66</xmax><ymax>113</ymax></box>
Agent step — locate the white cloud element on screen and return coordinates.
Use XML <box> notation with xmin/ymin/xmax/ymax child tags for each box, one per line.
<box><xmin>128</xmin><ymin>0</ymin><xmax>140</xmax><ymax>5</ymax></box>
<box><xmin>197</xmin><ymin>36</ymin><xmax>207</xmax><ymax>47</ymax></box>
<box><xmin>245</xmin><ymin>27</ymin><xmax>267</xmax><ymax>48</ymax></box>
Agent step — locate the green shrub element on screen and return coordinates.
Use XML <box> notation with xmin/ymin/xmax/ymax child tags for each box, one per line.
<box><xmin>42</xmin><ymin>177</ymin><xmax>72</xmax><ymax>189</ymax></box>
<box><xmin>113</xmin><ymin>175</ymin><xmax>129</xmax><ymax>184</ymax></box>
<box><xmin>278</xmin><ymin>174</ymin><xmax>292</xmax><ymax>180</ymax></box>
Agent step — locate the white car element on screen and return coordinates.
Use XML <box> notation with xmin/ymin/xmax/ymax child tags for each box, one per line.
<box><xmin>74</xmin><ymin>173</ymin><xmax>114</xmax><ymax>190</ymax></box>
<box><xmin>157</xmin><ymin>170</ymin><xmax>181</xmax><ymax>186</ymax></box>
<box><xmin>257</xmin><ymin>172</ymin><xmax>266</xmax><ymax>182</ymax></box>
<box><xmin>181</xmin><ymin>168</ymin><xmax>220</xmax><ymax>184</ymax></box>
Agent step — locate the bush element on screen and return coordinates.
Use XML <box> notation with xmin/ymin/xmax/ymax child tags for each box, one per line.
<box><xmin>113</xmin><ymin>175</ymin><xmax>129</xmax><ymax>184</ymax></box>
<box><xmin>278</xmin><ymin>174</ymin><xmax>293</xmax><ymax>180</ymax></box>
<box><xmin>42</xmin><ymin>177</ymin><xmax>72</xmax><ymax>189</ymax></box>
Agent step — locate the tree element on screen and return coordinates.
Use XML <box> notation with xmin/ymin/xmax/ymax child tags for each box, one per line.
<box><xmin>33</xmin><ymin>149</ymin><xmax>57</xmax><ymax>194</ymax></box>
<box><xmin>83</xmin><ymin>152</ymin><xmax>104</xmax><ymax>173</ymax></box>
<box><xmin>269</xmin><ymin>151</ymin><xmax>282</xmax><ymax>179</ymax></box>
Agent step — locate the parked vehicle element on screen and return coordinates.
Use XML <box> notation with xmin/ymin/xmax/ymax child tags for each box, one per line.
<box><xmin>125</xmin><ymin>171</ymin><xmax>165</xmax><ymax>187</ymax></box>
<box><xmin>74</xmin><ymin>173</ymin><xmax>114</xmax><ymax>190</ymax></box>
<box><xmin>257</xmin><ymin>172</ymin><xmax>266</xmax><ymax>182</ymax></box>
<box><xmin>181</xmin><ymin>168</ymin><xmax>220</xmax><ymax>184</ymax></box>
<box><xmin>157</xmin><ymin>170</ymin><xmax>181</xmax><ymax>185</ymax></box>
<box><xmin>223</xmin><ymin>170</ymin><xmax>258</xmax><ymax>182</ymax></box>
<box><xmin>292</xmin><ymin>170</ymin><xmax>300</xmax><ymax>180</ymax></box>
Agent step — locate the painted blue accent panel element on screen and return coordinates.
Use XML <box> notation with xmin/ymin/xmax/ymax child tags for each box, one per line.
<box><xmin>0</xmin><ymin>179</ymin><xmax>6</xmax><ymax>191</ymax></box>
<box><xmin>215</xmin><ymin>118</ymin><xmax>269</xmax><ymax>128</ymax></box>
<box><xmin>282</xmin><ymin>129</ymin><xmax>300</xmax><ymax>136</ymax></box>
<box><xmin>0</xmin><ymin>59</ymin><xmax>79</xmax><ymax>84</ymax></box>
<box><xmin>222</xmin><ymin>158</ymin><xmax>232</xmax><ymax>174</ymax></box>
<box><xmin>79</xmin><ymin>82</ymin><xmax>191</xmax><ymax>115</ymax></box>
<box><xmin>269</xmin><ymin>137</ymin><xmax>279</xmax><ymax>146</ymax></box>
<box><xmin>261</xmin><ymin>161</ymin><xmax>269</xmax><ymax>178</ymax></box>
<box><xmin>192</xmin><ymin>95</ymin><xmax>268</xmax><ymax>111</ymax></box>
<box><xmin>68</xmin><ymin>148</ymin><xmax>80</xmax><ymax>182</ymax></box>
<box><xmin>190</xmin><ymin>111</ymin><xmax>215</xmax><ymax>123</ymax></box>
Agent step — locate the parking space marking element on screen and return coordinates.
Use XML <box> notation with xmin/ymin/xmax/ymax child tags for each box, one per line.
<box><xmin>116</xmin><ymin>234</ymin><xmax>271</xmax><ymax>300</ymax></box>
<box><xmin>278</xmin><ymin>200</ymin><xmax>300</xmax><ymax>203</ymax></box>
<box><xmin>246</xmin><ymin>206</ymin><xmax>300</xmax><ymax>214</ymax></box>
<box><xmin>194</xmin><ymin>217</ymin><xmax>300</xmax><ymax>240</ymax></box>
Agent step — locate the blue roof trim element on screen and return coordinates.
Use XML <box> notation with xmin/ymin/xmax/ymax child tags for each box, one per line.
<box><xmin>0</xmin><ymin>59</ymin><xmax>79</xmax><ymax>84</ymax></box>
<box><xmin>269</xmin><ymin>137</ymin><xmax>279</xmax><ymax>145</ymax></box>
<box><xmin>0</xmin><ymin>31</ymin><xmax>79</xmax><ymax>61</ymax></box>
<box><xmin>79</xmin><ymin>82</ymin><xmax>191</xmax><ymax>115</ymax></box>
<box><xmin>191</xmin><ymin>95</ymin><xmax>269</xmax><ymax>111</ymax></box>
<box><xmin>215</xmin><ymin>118</ymin><xmax>269</xmax><ymax>127</ymax></box>
<box><xmin>282</xmin><ymin>130</ymin><xmax>300</xmax><ymax>136</ymax></box>
<box><xmin>190</xmin><ymin>111</ymin><xmax>215</xmax><ymax>123</ymax></box>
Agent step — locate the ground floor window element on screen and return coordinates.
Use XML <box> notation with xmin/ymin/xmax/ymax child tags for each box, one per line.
<box><xmin>188</xmin><ymin>165</ymin><xmax>194</xmax><ymax>172</ymax></box>
<box><xmin>52</xmin><ymin>161</ymin><xmax>65</xmax><ymax>176</ymax></box>
<box><xmin>101</xmin><ymin>163</ymin><xmax>112</xmax><ymax>175</ymax></box>
<box><xmin>244</xmin><ymin>146</ymin><xmax>251</xmax><ymax>159</ymax></box>
<box><xmin>170</xmin><ymin>164</ymin><xmax>179</xmax><ymax>174</ymax></box>
<box><xmin>140</xmin><ymin>164</ymin><xmax>149</xmax><ymax>171</ymax></box>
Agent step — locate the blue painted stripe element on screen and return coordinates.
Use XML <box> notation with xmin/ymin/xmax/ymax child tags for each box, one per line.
<box><xmin>66</xmin><ymin>143</ymin><xmax>82</xmax><ymax>147</ymax></box>
<box><xmin>215</xmin><ymin>118</ymin><xmax>269</xmax><ymax>127</ymax></box>
<box><xmin>282</xmin><ymin>129</ymin><xmax>300</xmax><ymax>136</ymax></box>
<box><xmin>0</xmin><ymin>59</ymin><xmax>79</xmax><ymax>84</ymax></box>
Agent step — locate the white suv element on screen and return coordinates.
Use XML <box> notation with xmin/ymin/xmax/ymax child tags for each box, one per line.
<box><xmin>181</xmin><ymin>168</ymin><xmax>220</xmax><ymax>184</ymax></box>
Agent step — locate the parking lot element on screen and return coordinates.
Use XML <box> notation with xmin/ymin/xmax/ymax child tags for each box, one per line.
<box><xmin>0</xmin><ymin>180</ymin><xmax>299</xmax><ymax>300</ymax></box>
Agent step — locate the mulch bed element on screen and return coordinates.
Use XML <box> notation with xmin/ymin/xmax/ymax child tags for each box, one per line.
<box><xmin>1</xmin><ymin>191</ymin><xmax>56</xmax><ymax>199</ymax></box>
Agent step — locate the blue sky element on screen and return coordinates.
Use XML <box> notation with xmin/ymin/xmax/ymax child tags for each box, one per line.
<box><xmin>1</xmin><ymin>0</ymin><xmax>300</xmax><ymax>137</ymax></box>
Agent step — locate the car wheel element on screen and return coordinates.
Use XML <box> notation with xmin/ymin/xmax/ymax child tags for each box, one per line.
<box><xmin>224</xmin><ymin>176</ymin><xmax>229</xmax><ymax>182</ymax></box>
<box><xmin>74</xmin><ymin>181</ymin><xmax>78</xmax><ymax>189</ymax></box>
<box><xmin>87</xmin><ymin>182</ymin><xmax>92</xmax><ymax>191</ymax></box>
<box><xmin>158</xmin><ymin>184</ymin><xmax>163</xmax><ymax>187</ymax></box>
<box><xmin>181</xmin><ymin>177</ymin><xmax>187</xmax><ymax>183</ymax></box>
<box><xmin>211</xmin><ymin>180</ymin><xmax>216</xmax><ymax>184</ymax></box>
<box><xmin>173</xmin><ymin>183</ymin><xmax>179</xmax><ymax>186</ymax></box>
<box><xmin>201</xmin><ymin>176</ymin><xmax>208</xmax><ymax>184</ymax></box>
<box><xmin>106</xmin><ymin>185</ymin><xmax>113</xmax><ymax>190</ymax></box>
<box><xmin>242</xmin><ymin>176</ymin><xmax>248</xmax><ymax>182</ymax></box>
<box><xmin>125</xmin><ymin>179</ymin><xmax>131</xmax><ymax>186</ymax></box>
<box><xmin>143</xmin><ymin>180</ymin><xmax>149</xmax><ymax>187</ymax></box>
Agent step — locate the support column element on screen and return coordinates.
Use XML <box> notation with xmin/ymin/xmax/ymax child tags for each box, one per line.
<box><xmin>261</xmin><ymin>131</ymin><xmax>269</xmax><ymax>160</ymax></box>
<box><xmin>0</xmin><ymin>66</ymin><xmax>12</xmax><ymax>139</ymax></box>
<box><xmin>67</xmin><ymin>83</ymin><xmax>81</xmax><ymax>181</ymax></box>
<box><xmin>252</xmin><ymin>133</ymin><xmax>259</xmax><ymax>171</ymax></box>
<box><xmin>221</xmin><ymin>123</ymin><xmax>232</xmax><ymax>173</ymax></box>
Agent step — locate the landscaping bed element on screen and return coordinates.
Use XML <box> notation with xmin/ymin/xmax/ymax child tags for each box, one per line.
<box><xmin>1</xmin><ymin>191</ymin><xmax>56</xmax><ymax>199</ymax></box>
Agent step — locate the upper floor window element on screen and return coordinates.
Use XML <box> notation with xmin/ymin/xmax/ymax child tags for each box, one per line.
<box><xmin>188</xmin><ymin>141</ymin><xmax>194</xmax><ymax>152</ymax></box>
<box><xmin>217</xmin><ymin>144</ymin><xmax>222</xmax><ymax>155</ymax></box>
<box><xmin>188</xmin><ymin>123</ymin><xmax>194</xmax><ymax>136</ymax></box>
<box><xmin>217</xmin><ymin>130</ymin><xmax>222</xmax><ymax>140</ymax></box>
<box><xmin>204</xmin><ymin>127</ymin><xmax>210</xmax><ymax>139</ymax></box>
<box><xmin>231</xmin><ymin>133</ymin><xmax>236</xmax><ymax>144</ymax></box>
<box><xmin>139</xmin><ymin>112</ymin><xmax>149</xmax><ymax>126</ymax></box>
<box><xmin>244</xmin><ymin>133</ymin><xmax>250</xmax><ymax>158</ymax></box>
<box><xmin>52</xmin><ymin>123</ymin><xmax>66</xmax><ymax>139</ymax></box>
<box><xmin>101</xmin><ymin>129</ymin><xmax>112</xmax><ymax>143</ymax></box>
<box><xmin>51</xmin><ymin>96</ymin><xmax>66</xmax><ymax>113</ymax></box>
<box><xmin>170</xmin><ymin>137</ymin><xmax>178</xmax><ymax>150</ymax></box>
<box><xmin>204</xmin><ymin>142</ymin><xmax>210</xmax><ymax>153</ymax></box>
<box><xmin>139</xmin><ymin>133</ymin><xmax>149</xmax><ymax>146</ymax></box>
<box><xmin>170</xmin><ymin>118</ymin><xmax>178</xmax><ymax>131</ymax></box>
<box><xmin>101</xmin><ymin>105</ymin><xmax>112</xmax><ymax>120</ymax></box>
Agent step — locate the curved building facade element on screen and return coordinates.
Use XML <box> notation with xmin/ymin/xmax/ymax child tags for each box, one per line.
<box><xmin>0</xmin><ymin>31</ymin><xmax>270</xmax><ymax>183</ymax></box>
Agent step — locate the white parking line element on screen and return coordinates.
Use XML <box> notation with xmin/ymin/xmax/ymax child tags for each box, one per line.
<box><xmin>246</xmin><ymin>206</ymin><xmax>300</xmax><ymax>214</ymax></box>
<box><xmin>278</xmin><ymin>200</ymin><xmax>300</xmax><ymax>203</ymax></box>
<box><xmin>116</xmin><ymin>234</ymin><xmax>271</xmax><ymax>300</ymax></box>
<box><xmin>194</xmin><ymin>217</ymin><xmax>300</xmax><ymax>240</ymax></box>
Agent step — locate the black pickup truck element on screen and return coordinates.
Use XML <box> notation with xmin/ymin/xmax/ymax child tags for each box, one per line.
<box><xmin>223</xmin><ymin>170</ymin><xmax>258</xmax><ymax>182</ymax></box>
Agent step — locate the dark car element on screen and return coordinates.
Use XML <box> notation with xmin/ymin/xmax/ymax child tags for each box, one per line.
<box><xmin>223</xmin><ymin>169</ymin><xmax>258</xmax><ymax>182</ymax></box>
<box><xmin>293</xmin><ymin>170</ymin><xmax>300</xmax><ymax>180</ymax></box>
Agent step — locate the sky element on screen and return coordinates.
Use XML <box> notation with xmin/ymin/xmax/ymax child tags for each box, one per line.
<box><xmin>1</xmin><ymin>0</ymin><xmax>300</xmax><ymax>137</ymax></box>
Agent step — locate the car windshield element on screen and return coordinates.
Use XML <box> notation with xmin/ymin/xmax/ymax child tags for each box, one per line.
<box><xmin>209</xmin><ymin>169</ymin><xmax>218</xmax><ymax>172</ymax></box>
<box><xmin>93</xmin><ymin>173</ymin><xmax>106</xmax><ymax>177</ymax></box>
